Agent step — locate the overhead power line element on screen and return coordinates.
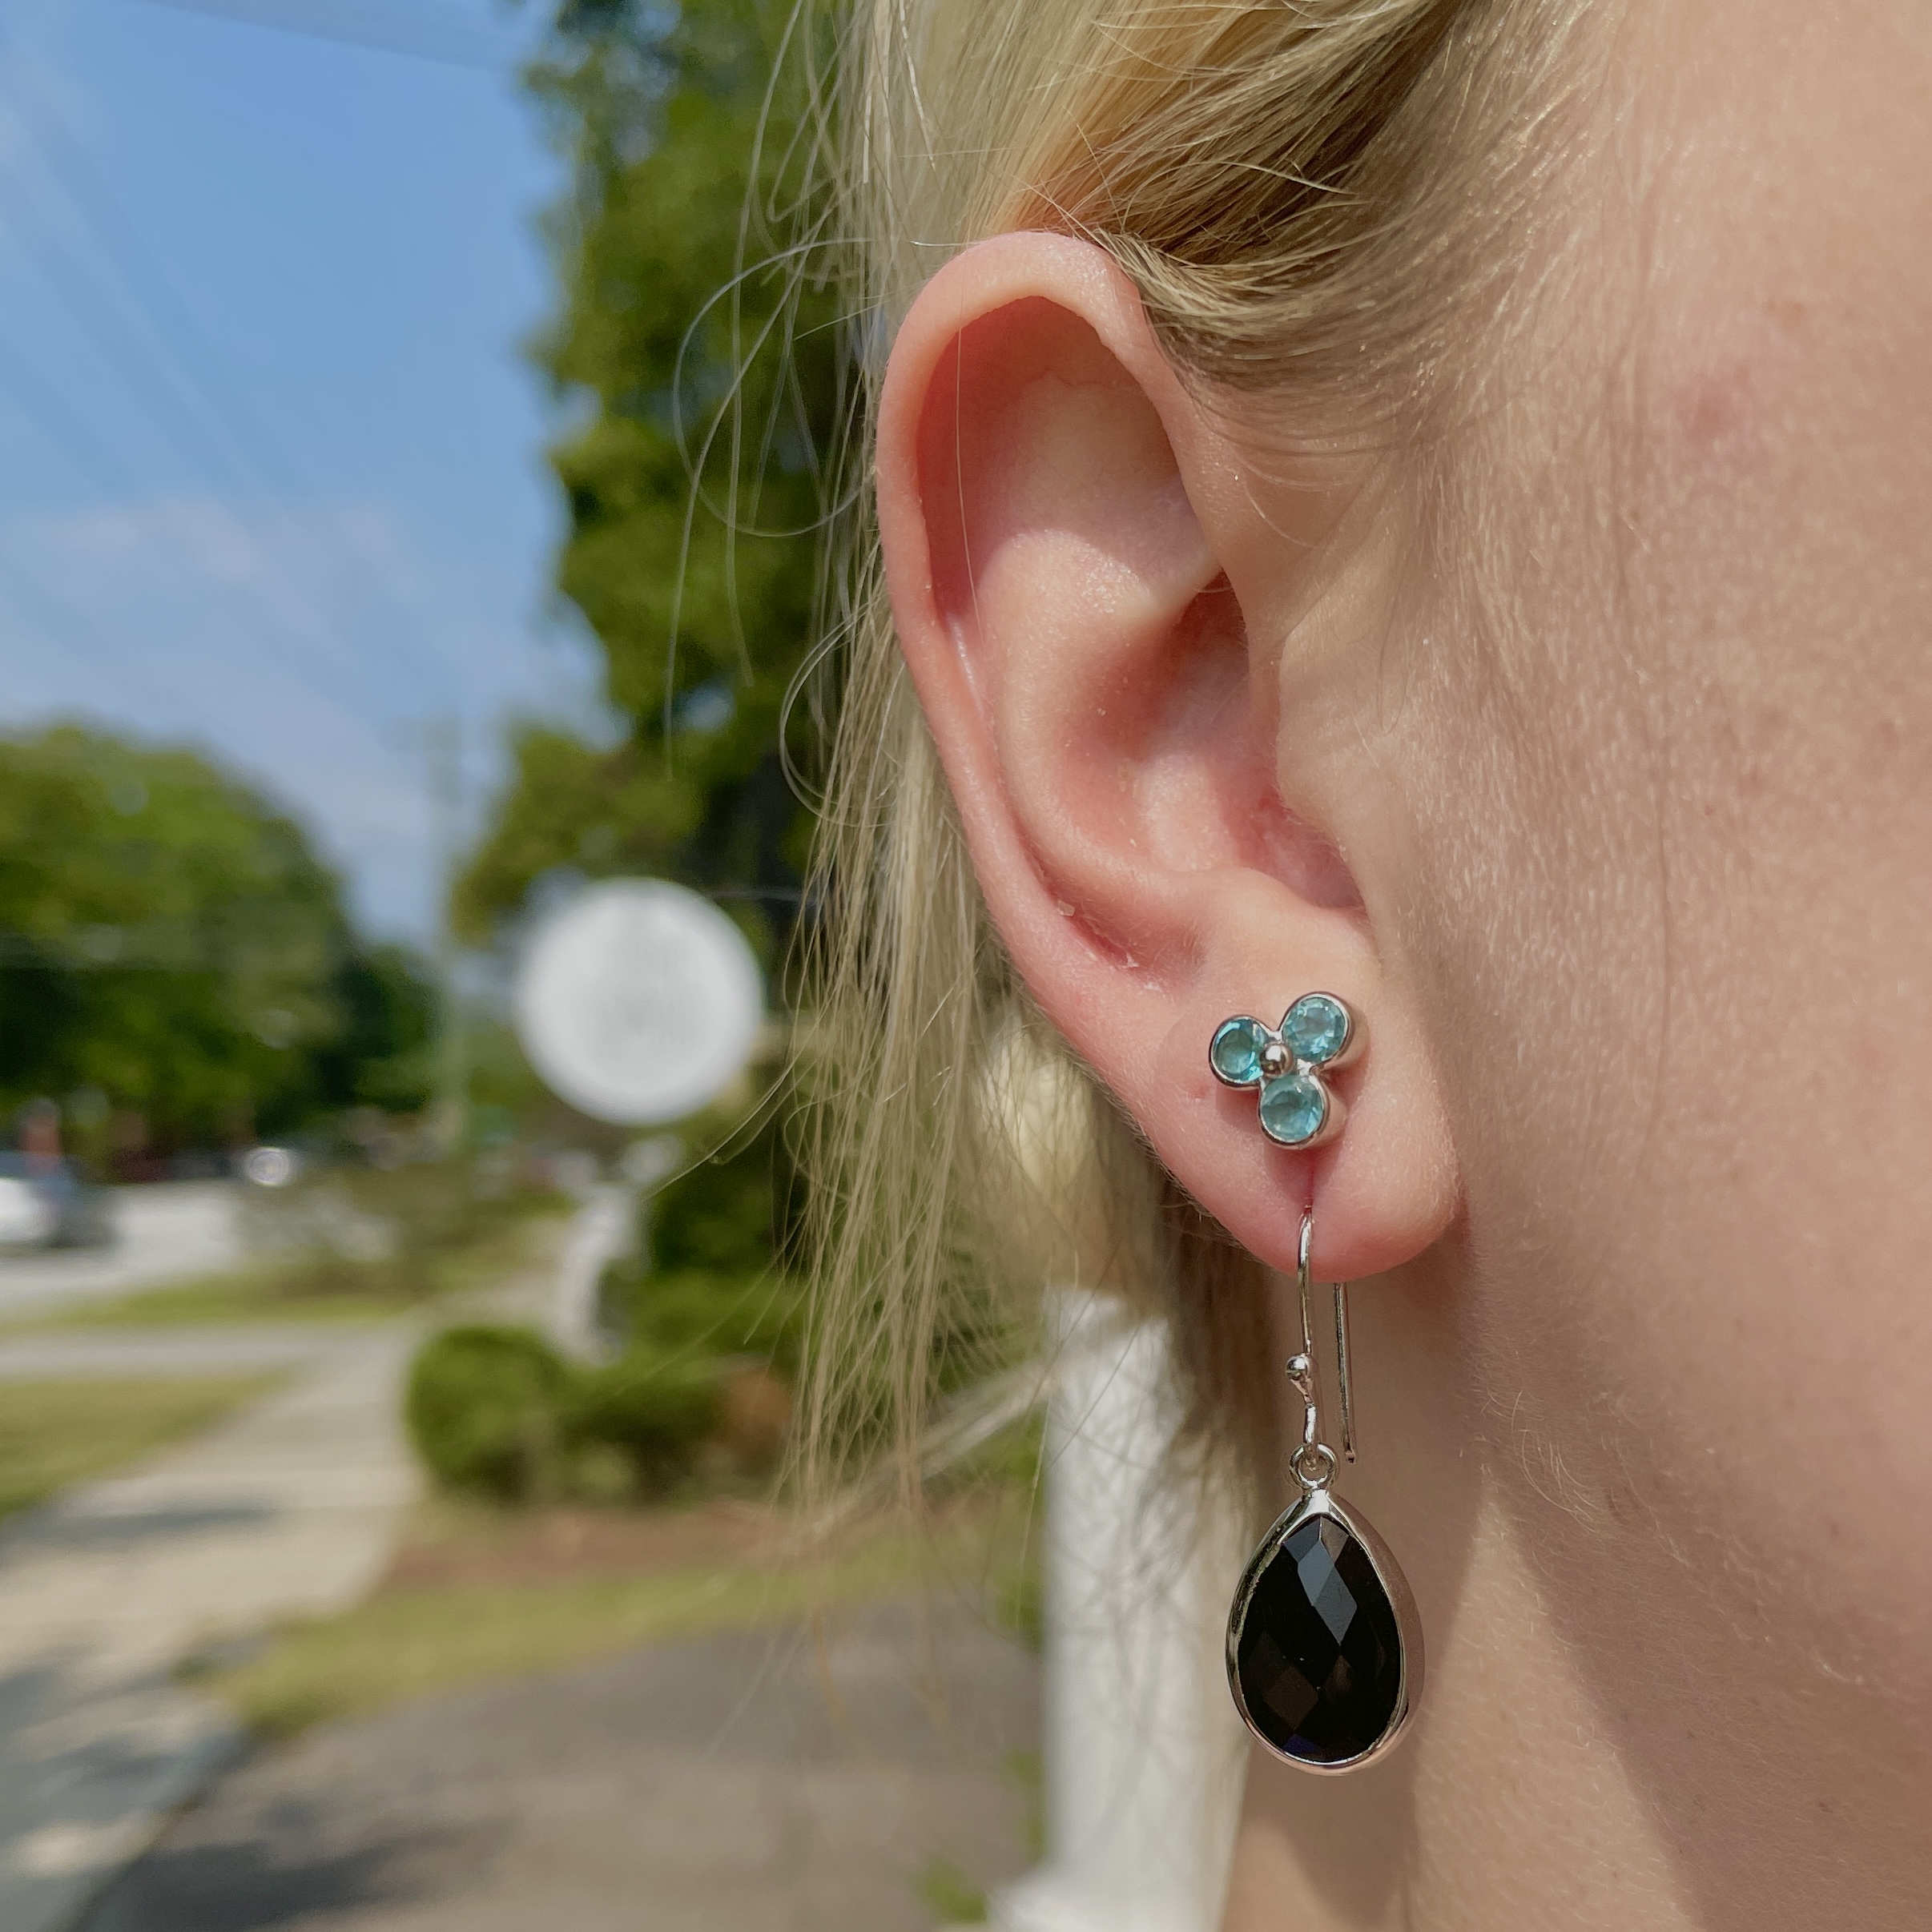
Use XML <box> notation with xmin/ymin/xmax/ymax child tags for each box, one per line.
<box><xmin>0</xmin><ymin>79</ymin><xmax>355</xmax><ymax>700</ymax></box>
<box><xmin>0</xmin><ymin>336</ymin><xmax>127</xmax><ymax>496</ymax></box>
<box><xmin>18</xmin><ymin>70</ymin><xmax>308</xmax><ymax>501</ymax></box>
<box><xmin>0</xmin><ymin>554</ymin><xmax>185</xmax><ymax>715</ymax></box>
<box><xmin>0</xmin><ymin>39</ymin><xmax>474</xmax><ymax>721</ymax></box>
<box><xmin>2</xmin><ymin>56</ymin><xmax>461</xmax><ymax>697</ymax></box>
<box><xmin>1</xmin><ymin>159</ymin><xmax>252</xmax><ymax>498</ymax></box>
<box><xmin>0</xmin><ymin>16</ymin><xmax>514</xmax><ymax>875</ymax></box>
<box><xmin>116</xmin><ymin>0</ymin><xmax>525</xmax><ymax>70</ymax></box>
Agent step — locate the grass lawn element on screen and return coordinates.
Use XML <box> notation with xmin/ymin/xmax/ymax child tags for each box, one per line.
<box><xmin>197</xmin><ymin>1489</ymin><xmax>1042</xmax><ymax>1739</ymax></box>
<box><xmin>0</xmin><ymin>1375</ymin><xmax>282</xmax><ymax>1523</ymax></box>
<box><xmin>23</xmin><ymin>1273</ymin><xmax>420</xmax><ymax>1330</ymax></box>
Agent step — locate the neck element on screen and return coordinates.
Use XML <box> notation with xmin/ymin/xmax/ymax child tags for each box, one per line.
<box><xmin>1218</xmin><ymin>1259</ymin><xmax>1920</xmax><ymax>1932</ymax></box>
<box><xmin>1222</xmin><ymin>1468</ymin><xmax>1700</xmax><ymax>1932</ymax></box>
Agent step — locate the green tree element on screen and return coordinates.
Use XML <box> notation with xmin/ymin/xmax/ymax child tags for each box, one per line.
<box><xmin>0</xmin><ymin>724</ymin><xmax>431</xmax><ymax>1153</ymax></box>
<box><xmin>455</xmin><ymin>0</ymin><xmax>846</xmax><ymax>959</ymax></box>
<box><xmin>313</xmin><ymin>943</ymin><xmax>437</xmax><ymax>1117</ymax></box>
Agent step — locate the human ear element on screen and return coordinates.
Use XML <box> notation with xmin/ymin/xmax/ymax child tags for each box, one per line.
<box><xmin>875</xmin><ymin>232</ymin><xmax>1456</xmax><ymax>1282</ymax></box>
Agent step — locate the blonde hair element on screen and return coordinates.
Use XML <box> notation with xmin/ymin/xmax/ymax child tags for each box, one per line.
<box><xmin>797</xmin><ymin>0</ymin><xmax>1593</xmax><ymax>1505</ymax></box>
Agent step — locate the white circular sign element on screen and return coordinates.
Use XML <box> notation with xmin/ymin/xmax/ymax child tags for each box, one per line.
<box><xmin>513</xmin><ymin>879</ymin><xmax>763</xmax><ymax>1125</ymax></box>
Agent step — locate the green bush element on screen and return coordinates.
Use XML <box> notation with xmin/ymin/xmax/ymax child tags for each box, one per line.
<box><xmin>566</xmin><ymin>1346</ymin><xmax>722</xmax><ymax>1486</ymax></box>
<box><xmin>405</xmin><ymin>1323</ymin><xmax>760</xmax><ymax>1503</ymax></box>
<box><xmin>404</xmin><ymin>1107</ymin><xmax>812</xmax><ymax>1505</ymax></box>
<box><xmin>405</xmin><ymin>1326</ymin><xmax>570</xmax><ymax>1501</ymax></box>
<box><xmin>650</xmin><ymin>1107</ymin><xmax>803</xmax><ymax>1277</ymax></box>
<box><xmin>607</xmin><ymin>1266</ymin><xmax>806</xmax><ymax>1370</ymax></box>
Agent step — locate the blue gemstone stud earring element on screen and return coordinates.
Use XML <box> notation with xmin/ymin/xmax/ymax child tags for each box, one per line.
<box><xmin>1210</xmin><ymin>992</ymin><xmax>1362</xmax><ymax>1149</ymax></box>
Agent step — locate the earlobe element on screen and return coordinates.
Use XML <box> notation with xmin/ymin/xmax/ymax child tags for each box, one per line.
<box><xmin>875</xmin><ymin>233</ymin><xmax>1459</xmax><ymax>1282</ymax></box>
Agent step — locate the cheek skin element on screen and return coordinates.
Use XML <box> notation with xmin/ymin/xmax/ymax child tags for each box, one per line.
<box><xmin>1379</xmin><ymin>0</ymin><xmax>1932</xmax><ymax>1919</ymax></box>
<box><xmin>1516</xmin><ymin>0</ymin><xmax>1932</xmax><ymax>1641</ymax></box>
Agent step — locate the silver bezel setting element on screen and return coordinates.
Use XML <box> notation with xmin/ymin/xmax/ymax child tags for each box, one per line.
<box><xmin>1208</xmin><ymin>992</ymin><xmax>1362</xmax><ymax>1152</ymax></box>
<box><xmin>1258</xmin><ymin>1071</ymin><xmax>1337</xmax><ymax>1149</ymax></box>
<box><xmin>1224</xmin><ymin>1483</ymin><xmax>1424</xmax><ymax>1775</ymax></box>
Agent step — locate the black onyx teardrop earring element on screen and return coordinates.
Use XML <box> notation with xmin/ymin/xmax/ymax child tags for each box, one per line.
<box><xmin>1212</xmin><ymin>995</ymin><xmax>1424</xmax><ymax>1772</ymax></box>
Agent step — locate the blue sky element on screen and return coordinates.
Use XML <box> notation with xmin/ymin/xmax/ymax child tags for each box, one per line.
<box><xmin>0</xmin><ymin>0</ymin><xmax>610</xmax><ymax>941</ymax></box>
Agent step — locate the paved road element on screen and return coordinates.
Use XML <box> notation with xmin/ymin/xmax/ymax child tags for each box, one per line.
<box><xmin>0</xmin><ymin>1184</ymin><xmax>244</xmax><ymax>1323</ymax></box>
<box><xmin>78</xmin><ymin>1598</ymin><xmax>1040</xmax><ymax>1932</ymax></box>
<box><xmin>0</xmin><ymin>1326</ymin><xmax>421</xmax><ymax>1932</ymax></box>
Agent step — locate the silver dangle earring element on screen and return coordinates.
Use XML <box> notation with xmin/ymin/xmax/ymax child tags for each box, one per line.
<box><xmin>1213</xmin><ymin>998</ymin><xmax>1424</xmax><ymax>1772</ymax></box>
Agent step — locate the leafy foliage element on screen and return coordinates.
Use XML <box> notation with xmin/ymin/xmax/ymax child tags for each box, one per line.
<box><xmin>407</xmin><ymin>1326</ymin><xmax>572</xmax><ymax>1499</ymax></box>
<box><xmin>567</xmin><ymin>1346</ymin><xmax>723</xmax><ymax>1484</ymax></box>
<box><xmin>455</xmin><ymin>0</ymin><xmax>846</xmax><ymax>956</ymax></box>
<box><xmin>405</xmin><ymin>1113</ymin><xmax>809</xmax><ymax>1503</ymax></box>
<box><xmin>600</xmin><ymin>1099</ymin><xmax>807</xmax><ymax>1363</ymax></box>
<box><xmin>405</xmin><ymin>1317</ymin><xmax>779</xmax><ymax>1504</ymax></box>
<box><xmin>238</xmin><ymin>1161</ymin><xmax>566</xmax><ymax>1305</ymax></box>
<box><xmin>0</xmin><ymin>724</ymin><xmax>432</xmax><ymax>1151</ymax></box>
<box><xmin>417</xmin><ymin>3</ymin><xmax>854</xmax><ymax>1510</ymax></box>
<box><xmin>651</xmin><ymin>1100</ymin><xmax>803</xmax><ymax>1274</ymax></box>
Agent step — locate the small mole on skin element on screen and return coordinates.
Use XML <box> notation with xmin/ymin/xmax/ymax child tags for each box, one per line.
<box><xmin>1676</xmin><ymin>363</ymin><xmax>1756</xmax><ymax>449</ymax></box>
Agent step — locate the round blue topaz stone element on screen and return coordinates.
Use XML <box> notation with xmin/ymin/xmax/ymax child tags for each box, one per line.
<box><xmin>1210</xmin><ymin>1016</ymin><xmax>1271</xmax><ymax>1087</ymax></box>
<box><xmin>1282</xmin><ymin>993</ymin><xmax>1351</xmax><ymax>1067</ymax></box>
<box><xmin>1258</xmin><ymin>1073</ymin><xmax>1328</xmax><ymax>1147</ymax></box>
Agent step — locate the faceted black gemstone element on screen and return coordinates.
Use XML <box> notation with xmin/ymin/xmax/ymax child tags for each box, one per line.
<box><xmin>1234</xmin><ymin>1512</ymin><xmax>1403</xmax><ymax>1766</ymax></box>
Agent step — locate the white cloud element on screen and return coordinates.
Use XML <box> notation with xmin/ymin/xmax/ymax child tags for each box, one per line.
<box><xmin>0</xmin><ymin>490</ymin><xmax>608</xmax><ymax>939</ymax></box>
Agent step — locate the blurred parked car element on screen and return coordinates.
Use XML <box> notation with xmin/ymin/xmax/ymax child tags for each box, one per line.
<box><xmin>0</xmin><ymin>1155</ymin><xmax>116</xmax><ymax>1250</ymax></box>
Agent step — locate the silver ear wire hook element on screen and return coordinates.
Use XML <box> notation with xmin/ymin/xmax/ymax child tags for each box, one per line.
<box><xmin>1334</xmin><ymin>1280</ymin><xmax>1356</xmax><ymax>1464</ymax></box>
<box><xmin>1294</xmin><ymin>1207</ymin><xmax>1316</xmax><ymax>1362</ymax></box>
<box><xmin>1287</xmin><ymin>1266</ymin><xmax>1318</xmax><ymax>1459</ymax></box>
<box><xmin>1290</xmin><ymin>1208</ymin><xmax>1359</xmax><ymax>1477</ymax></box>
<box><xmin>1287</xmin><ymin>1210</ymin><xmax>1337</xmax><ymax>1490</ymax></box>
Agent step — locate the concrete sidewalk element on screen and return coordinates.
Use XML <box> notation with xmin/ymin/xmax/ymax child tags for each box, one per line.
<box><xmin>78</xmin><ymin>1596</ymin><xmax>1040</xmax><ymax>1931</ymax></box>
<box><xmin>0</xmin><ymin>1326</ymin><xmax>421</xmax><ymax>1932</ymax></box>
<box><xmin>0</xmin><ymin>1325</ymin><xmax>381</xmax><ymax>1382</ymax></box>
